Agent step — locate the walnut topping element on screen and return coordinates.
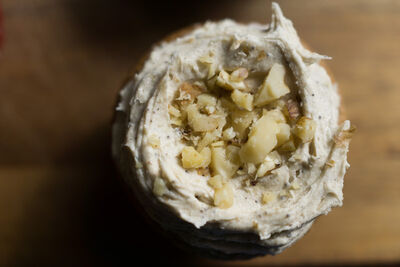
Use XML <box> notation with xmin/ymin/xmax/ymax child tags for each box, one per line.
<box><xmin>256</xmin><ymin>151</ymin><xmax>281</xmax><ymax>177</ymax></box>
<box><xmin>168</xmin><ymin>104</ymin><xmax>181</xmax><ymax>118</ymax></box>
<box><xmin>153</xmin><ymin>177</ymin><xmax>167</xmax><ymax>196</ymax></box>
<box><xmin>293</xmin><ymin>116</ymin><xmax>317</xmax><ymax>143</ymax></box>
<box><xmin>214</xmin><ymin>182</ymin><xmax>234</xmax><ymax>209</ymax></box>
<box><xmin>198</xmin><ymin>54</ymin><xmax>217</xmax><ymax>79</ymax></box>
<box><xmin>257</xmin><ymin>51</ymin><xmax>267</xmax><ymax>61</ymax></box>
<box><xmin>334</xmin><ymin>125</ymin><xmax>356</xmax><ymax>147</ymax></box>
<box><xmin>231</xmin><ymin>90</ymin><xmax>254</xmax><ymax>111</ymax></box>
<box><xmin>216</xmin><ymin>70</ymin><xmax>248</xmax><ymax>92</ymax></box>
<box><xmin>326</xmin><ymin>159</ymin><xmax>335</xmax><ymax>168</ymax></box>
<box><xmin>148</xmin><ymin>135</ymin><xmax>160</xmax><ymax>148</ymax></box>
<box><xmin>230</xmin><ymin>68</ymin><xmax>249</xmax><ymax>82</ymax></box>
<box><xmin>286</xmin><ymin>99</ymin><xmax>300</xmax><ymax>120</ymax></box>
<box><xmin>279</xmin><ymin>138</ymin><xmax>296</xmax><ymax>152</ymax></box>
<box><xmin>262</xmin><ymin>191</ymin><xmax>276</xmax><ymax>204</ymax></box>
<box><xmin>181</xmin><ymin>146</ymin><xmax>209</xmax><ymax>169</ymax></box>
<box><xmin>290</xmin><ymin>181</ymin><xmax>300</xmax><ymax>190</ymax></box>
<box><xmin>168</xmin><ymin>61</ymin><xmax>308</xmax><ymax>208</ymax></box>
<box><xmin>254</xmin><ymin>63</ymin><xmax>290</xmax><ymax>107</ymax></box>
<box><xmin>208</xmin><ymin>174</ymin><xmax>226</xmax><ymax>189</ymax></box>
<box><xmin>197</xmin><ymin>167</ymin><xmax>210</xmax><ymax>176</ymax></box>
<box><xmin>177</xmin><ymin>82</ymin><xmax>204</xmax><ymax>106</ymax></box>
<box><xmin>208</xmin><ymin>175</ymin><xmax>233</xmax><ymax>209</ymax></box>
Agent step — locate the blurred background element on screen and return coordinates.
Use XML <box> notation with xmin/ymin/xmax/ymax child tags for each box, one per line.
<box><xmin>0</xmin><ymin>0</ymin><xmax>399</xmax><ymax>266</ymax></box>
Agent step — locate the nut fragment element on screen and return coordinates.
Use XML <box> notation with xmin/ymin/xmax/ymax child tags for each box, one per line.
<box><xmin>211</xmin><ymin>141</ymin><xmax>225</xmax><ymax>147</ymax></box>
<box><xmin>208</xmin><ymin>174</ymin><xmax>226</xmax><ymax>189</ymax></box>
<box><xmin>293</xmin><ymin>116</ymin><xmax>316</xmax><ymax>143</ymax></box>
<box><xmin>181</xmin><ymin>146</ymin><xmax>206</xmax><ymax>169</ymax></box>
<box><xmin>231</xmin><ymin>90</ymin><xmax>254</xmax><ymax>111</ymax></box>
<box><xmin>262</xmin><ymin>191</ymin><xmax>276</xmax><ymax>204</ymax></box>
<box><xmin>334</xmin><ymin>125</ymin><xmax>356</xmax><ymax>147</ymax></box>
<box><xmin>247</xmin><ymin>163</ymin><xmax>256</xmax><ymax>174</ymax></box>
<box><xmin>256</xmin><ymin>151</ymin><xmax>281</xmax><ymax>177</ymax></box>
<box><xmin>326</xmin><ymin>159</ymin><xmax>335</xmax><ymax>168</ymax></box>
<box><xmin>264</xmin><ymin>108</ymin><xmax>286</xmax><ymax>123</ymax></box>
<box><xmin>257</xmin><ymin>51</ymin><xmax>267</xmax><ymax>61</ymax></box>
<box><xmin>286</xmin><ymin>99</ymin><xmax>300</xmax><ymax>120</ymax></box>
<box><xmin>279</xmin><ymin>138</ymin><xmax>296</xmax><ymax>152</ymax></box>
<box><xmin>239</xmin><ymin>113</ymin><xmax>279</xmax><ymax>164</ymax></box>
<box><xmin>290</xmin><ymin>180</ymin><xmax>300</xmax><ymax>190</ymax></box>
<box><xmin>276</xmin><ymin>123</ymin><xmax>291</xmax><ymax>146</ymax></box>
<box><xmin>198</xmin><ymin>55</ymin><xmax>213</xmax><ymax>64</ymax></box>
<box><xmin>211</xmin><ymin>146</ymin><xmax>238</xmax><ymax>178</ymax></box>
<box><xmin>222</xmin><ymin>127</ymin><xmax>236</xmax><ymax>141</ymax></box>
<box><xmin>256</xmin><ymin>160</ymin><xmax>275</xmax><ymax>178</ymax></box>
<box><xmin>170</xmin><ymin>117</ymin><xmax>183</xmax><ymax>127</ymax></box>
<box><xmin>197</xmin><ymin>94</ymin><xmax>217</xmax><ymax>109</ymax></box>
<box><xmin>168</xmin><ymin>104</ymin><xmax>181</xmax><ymax>117</ymax></box>
<box><xmin>231</xmin><ymin>109</ymin><xmax>258</xmax><ymax>140</ymax></box>
<box><xmin>171</xmin><ymin>62</ymin><xmax>301</xmax><ymax>189</ymax></box>
<box><xmin>230</xmin><ymin>68</ymin><xmax>249</xmax><ymax>82</ymax></box>
<box><xmin>225</xmin><ymin>145</ymin><xmax>241</xmax><ymax>166</ymax></box>
<box><xmin>198</xmin><ymin>55</ymin><xmax>217</xmax><ymax>79</ymax></box>
<box><xmin>153</xmin><ymin>177</ymin><xmax>167</xmax><ymax>196</ymax></box>
<box><xmin>186</xmin><ymin>104</ymin><xmax>222</xmax><ymax>132</ymax></box>
<box><xmin>216</xmin><ymin>70</ymin><xmax>247</xmax><ymax>91</ymax></box>
<box><xmin>148</xmin><ymin>135</ymin><xmax>160</xmax><ymax>148</ymax></box>
<box><xmin>214</xmin><ymin>183</ymin><xmax>234</xmax><ymax>209</ymax></box>
<box><xmin>256</xmin><ymin>151</ymin><xmax>281</xmax><ymax>178</ymax></box>
<box><xmin>199</xmin><ymin>147</ymin><xmax>211</xmax><ymax>167</ymax></box>
<box><xmin>197</xmin><ymin>130</ymin><xmax>221</xmax><ymax>151</ymax></box>
<box><xmin>177</xmin><ymin>82</ymin><xmax>203</xmax><ymax>106</ymax></box>
<box><xmin>254</xmin><ymin>63</ymin><xmax>290</xmax><ymax>107</ymax></box>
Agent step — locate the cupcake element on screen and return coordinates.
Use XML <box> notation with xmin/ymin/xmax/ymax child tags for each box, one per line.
<box><xmin>112</xmin><ymin>2</ymin><xmax>353</xmax><ymax>259</ymax></box>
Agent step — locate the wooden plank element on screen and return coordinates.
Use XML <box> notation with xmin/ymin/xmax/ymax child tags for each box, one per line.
<box><xmin>1</xmin><ymin>0</ymin><xmax>400</xmax><ymax>265</ymax></box>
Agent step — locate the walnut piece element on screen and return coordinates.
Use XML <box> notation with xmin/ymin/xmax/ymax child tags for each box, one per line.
<box><xmin>293</xmin><ymin>116</ymin><xmax>316</xmax><ymax>143</ymax></box>
<box><xmin>181</xmin><ymin>146</ymin><xmax>208</xmax><ymax>169</ymax></box>
<box><xmin>214</xmin><ymin>183</ymin><xmax>234</xmax><ymax>209</ymax></box>
<box><xmin>239</xmin><ymin>112</ymin><xmax>279</xmax><ymax>164</ymax></box>
<box><xmin>153</xmin><ymin>177</ymin><xmax>167</xmax><ymax>197</ymax></box>
<box><xmin>254</xmin><ymin>63</ymin><xmax>290</xmax><ymax>107</ymax></box>
<box><xmin>262</xmin><ymin>191</ymin><xmax>276</xmax><ymax>204</ymax></box>
<box><xmin>167</xmin><ymin>61</ymin><xmax>311</xmax><ymax>207</ymax></box>
<box><xmin>231</xmin><ymin>90</ymin><xmax>254</xmax><ymax>111</ymax></box>
<box><xmin>286</xmin><ymin>99</ymin><xmax>300</xmax><ymax>120</ymax></box>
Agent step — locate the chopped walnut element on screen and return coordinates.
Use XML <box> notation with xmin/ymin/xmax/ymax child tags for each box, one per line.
<box><xmin>166</xmin><ymin>61</ymin><xmax>308</xmax><ymax>206</ymax></box>
<box><xmin>257</xmin><ymin>51</ymin><xmax>267</xmax><ymax>61</ymax></box>
<box><xmin>293</xmin><ymin>116</ymin><xmax>316</xmax><ymax>143</ymax></box>
<box><xmin>334</xmin><ymin>125</ymin><xmax>355</xmax><ymax>147</ymax></box>
<box><xmin>148</xmin><ymin>135</ymin><xmax>160</xmax><ymax>148</ymax></box>
<box><xmin>325</xmin><ymin>159</ymin><xmax>335</xmax><ymax>168</ymax></box>
<box><xmin>262</xmin><ymin>191</ymin><xmax>276</xmax><ymax>204</ymax></box>
<box><xmin>230</xmin><ymin>68</ymin><xmax>249</xmax><ymax>82</ymax></box>
<box><xmin>286</xmin><ymin>99</ymin><xmax>300</xmax><ymax>120</ymax></box>
<box><xmin>153</xmin><ymin>177</ymin><xmax>167</xmax><ymax>196</ymax></box>
<box><xmin>168</xmin><ymin>104</ymin><xmax>181</xmax><ymax>118</ymax></box>
<box><xmin>177</xmin><ymin>82</ymin><xmax>204</xmax><ymax>106</ymax></box>
<box><xmin>214</xmin><ymin>183</ymin><xmax>234</xmax><ymax>209</ymax></box>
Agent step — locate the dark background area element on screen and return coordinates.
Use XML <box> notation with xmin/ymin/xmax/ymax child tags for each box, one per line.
<box><xmin>0</xmin><ymin>0</ymin><xmax>399</xmax><ymax>266</ymax></box>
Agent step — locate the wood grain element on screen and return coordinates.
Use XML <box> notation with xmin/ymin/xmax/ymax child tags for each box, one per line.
<box><xmin>1</xmin><ymin>0</ymin><xmax>399</xmax><ymax>266</ymax></box>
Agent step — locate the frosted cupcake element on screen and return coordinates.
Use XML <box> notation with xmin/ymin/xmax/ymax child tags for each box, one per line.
<box><xmin>112</xmin><ymin>3</ymin><xmax>353</xmax><ymax>259</ymax></box>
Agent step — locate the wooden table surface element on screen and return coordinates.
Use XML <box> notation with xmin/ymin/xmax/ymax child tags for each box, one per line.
<box><xmin>1</xmin><ymin>0</ymin><xmax>400</xmax><ymax>266</ymax></box>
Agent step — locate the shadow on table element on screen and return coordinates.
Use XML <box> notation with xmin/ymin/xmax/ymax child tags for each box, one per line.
<box><xmin>9</xmin><ymin>124</ymin><xmax>205</xmax><ymax>266</ymax></box>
